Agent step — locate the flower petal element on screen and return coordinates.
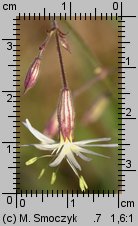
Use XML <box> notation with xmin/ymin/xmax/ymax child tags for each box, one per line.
<box><xmin>74</xmin><ymin>138</ymin><xmax>111</xmax><ymax>145</ymax></box>
<box><xmin>23</xmin><ymin>119</ymin><xmax>55</xmax><ymax>144</ymax></box>
<box><xmin>66</xmin><ymin>151</ymin><xmax>81</xmax><ymax>171</ymax></box>
<box><xmin>76</xmin><ymin>152</ymin><xmax>92</xmax><ymax>161</ymax></box>
<box><xmin>32</xmin><ymin>143</ymin><xmax>58</xmax><ymax>150</ymax></box>
<box><xmin>49</xmin><ymin>148</ymin><xmax>65</xmax><ymax>167</ymax></box>
<box><xmin>75</xmin><ymin>146</ymin><xmax>110</xmax><ymax>158</ymax></box>
<box><xmin>21</xmin><ymin>143</ymin><xmax>58</xmax><ymax>151</ymax></box>
<box><xmin>55</xmin><ymin>144</ymin><xmax>64</xmax><ymax>154</ymax></box>
<box><xmin>66</xmin><ymin>159</ymin><xmax>79</xmax><ymax>177</ymax></box>
<box><xmin>72</xmin><ymin>144</ymin><xmax>94</xmax><ymax>154</ymax></box>
<box><xmin>79</xmin><ymin>144</ymin><xmax>118</xmax><ymax>148</ymax></box>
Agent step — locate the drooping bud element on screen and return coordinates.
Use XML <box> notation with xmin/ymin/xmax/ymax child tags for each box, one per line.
<box><xmin>24</xmin><ymin>57</ymin><xmax>41</xmax><ymax>95</ymax></box>
<box><xmin>57</xmin><ymin>88</ymin><xmax>75</xmax><ymax>141</ymax></box>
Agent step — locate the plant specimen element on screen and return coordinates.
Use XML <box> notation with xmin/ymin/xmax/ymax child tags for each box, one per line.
<box><xmin>22</xmin><ymin>18</ymin><xmax>118</xmax><ymax>191</ymax></box>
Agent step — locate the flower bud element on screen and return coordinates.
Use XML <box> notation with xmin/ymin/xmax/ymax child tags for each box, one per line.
<box><xmin>24</xmin><ymin>57</ymin><xmax>41</xmax><ymax>95</ymax></box>
<box><xmin>57</xmin><ymin>89</ymin><xmax>75</xmax><ymax>141</ymax></box>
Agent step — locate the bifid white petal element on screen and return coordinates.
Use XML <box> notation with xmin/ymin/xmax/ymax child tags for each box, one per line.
<box><xmin>73</xmin><ymin>137</ymin><xmax>111</xmax><ymax>145</ymax></box>
<box><xmin>23</xmin><ymin>119</ymin><xmax>55</xmax><ymax>144</ymax></box>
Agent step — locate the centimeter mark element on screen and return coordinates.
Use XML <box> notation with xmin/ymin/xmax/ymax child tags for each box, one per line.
<box><xmin>118</xmin><ymin>2</ymin><xmax>125</xmax><ymax>196</ymax></box>
<box><xmin>2</xmin><ymin>189</ymin><xmax>116</xmax><ymax>209</ymax></box>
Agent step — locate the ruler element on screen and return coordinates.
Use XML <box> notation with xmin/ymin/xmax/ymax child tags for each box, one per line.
<box><xmin>0</xmin><ymin>0</ymin><xmax>137</xmax><ymax>225</ymax></box>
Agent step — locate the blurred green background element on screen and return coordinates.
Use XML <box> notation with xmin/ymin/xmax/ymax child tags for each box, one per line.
<box><xmin>19</xmin><ymin>17</ymin><xmax>119</xmax><ymax>193</ymax></box>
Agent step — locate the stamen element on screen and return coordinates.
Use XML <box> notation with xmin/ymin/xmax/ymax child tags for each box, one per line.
<box><xmin>25</xmin><ymin>157</ymin><xmax>38</xmax><ymax>166</ymax></box>
<box><xmin>38</xmin><ymin>168</ymin><xmax>45</xmax><ymax>179</ymax></box>
<box><xmin>51</xmin><ymin>172</ymin><xmax>57</xmax><ymax>185</ymax></box>
<box><xmin>25</xmin><ymin>154</ymin><xmax>52</xmax><ymax>166</ymax></box>
<box><xmin>79</xmin><ymin>176</ymin><xmax>88</xmax><ymax>192</ymax></box>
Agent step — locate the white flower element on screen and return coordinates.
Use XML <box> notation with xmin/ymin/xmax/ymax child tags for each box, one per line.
<box><xmin>22</xmin><ymin>119</ymin><xmax>118</xmax><ymax>191</ymax></box>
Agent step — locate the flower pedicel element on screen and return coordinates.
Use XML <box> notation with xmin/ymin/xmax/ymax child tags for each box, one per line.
<box><xmin>22</xmin><ymin>18</ymin><xmax>118</xmax><ymax>191</ymax></box>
